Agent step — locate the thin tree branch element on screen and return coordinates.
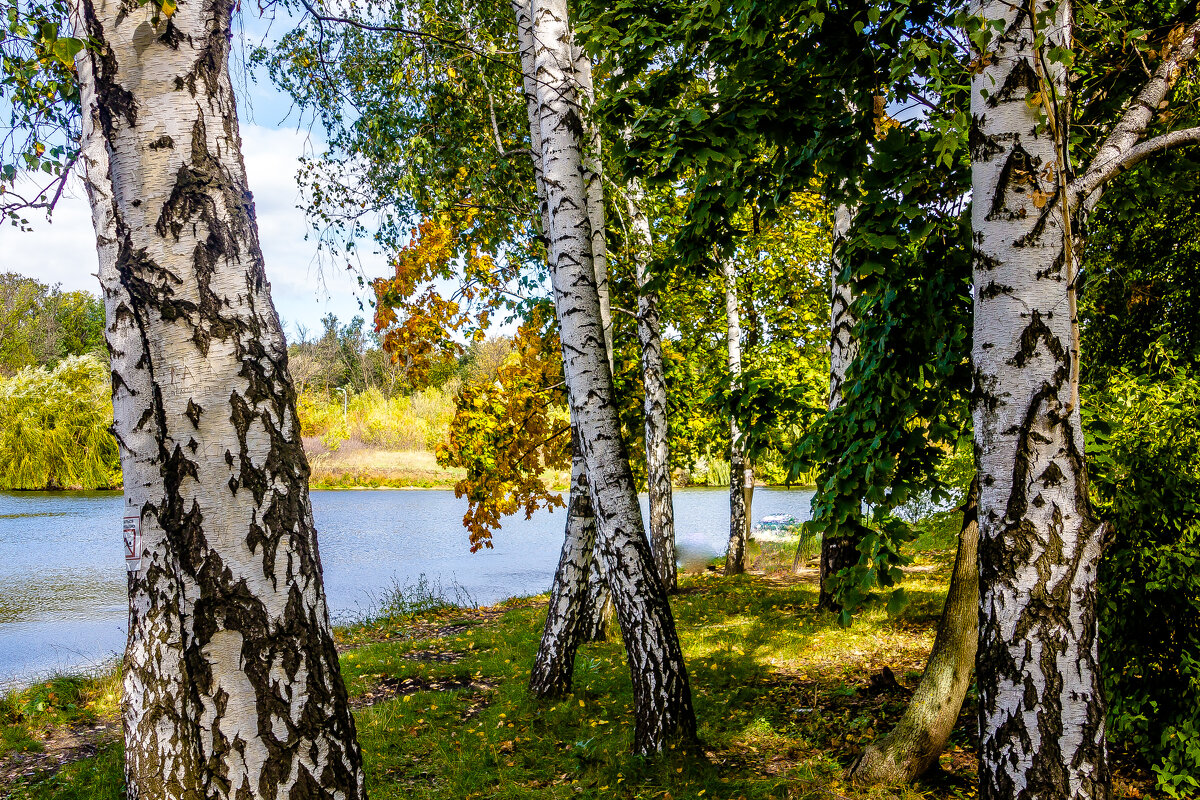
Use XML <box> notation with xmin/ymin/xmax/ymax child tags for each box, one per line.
<box><xmin>1073</xmin><ymin>15</ymin><xmax>1200</xmax><ymax>205</ymax></box>
<box><xmin>1078</xmin><ymin>125</ymin><xmax>1200</xmax><ymax>193</ymax></box>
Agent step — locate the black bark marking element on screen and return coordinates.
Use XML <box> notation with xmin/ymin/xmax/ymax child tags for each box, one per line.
<box><xmin>148</xmin><ymin>135</ymin><xmax>175</xmax><ymax>150</ymax></box>
<box><xmin>988</xmin><ymin>57</ymin><xmax>1040</xmax><ymax>108</ymax></box>
<box><xmin>970</xmin><ymin>116</ymin><xmax>1005</xmax><ymax>161</ymax></box>
<box><xmin>980</xmin><ymin>281</ymin><xmax>1014</xmax><ymax>299</ymax></box>
<box><xmin>81</xmin><ymin>0</ymin><xmax>137</xmax><ymax>136</ymax></box>
<box><xmin>987</xmin><ymin>143</ymin><xmax>1043</xmax><ymax>222</ymax></box>
<box><xmin>974</xmin><ymin>248</ymin><xmax>1002</xmax><ymax>272</ymax></box>
<box><xmin>157</xmin><ymin>19</ymin><xmax>184</xmax><ymax>49</ymax></box>
<box><xmin>185</xmin><ymin>399</ymin><xmax>203</xmax><ymax>428</ymax></box>
<box><xmin>1013</xmin><ymin>184</ymin><xmax>1064</xmax><ymax>249</ymax></box>
<box><xmin>1008</xmin><ymin>310</ymin><xmax>1067</xmax><ymax>370</ymax></box>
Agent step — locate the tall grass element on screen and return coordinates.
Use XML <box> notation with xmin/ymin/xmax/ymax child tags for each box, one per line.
<box><xmin>298</xmin><ymin>385</ymin><xmax>457</xmax><ymax>453</ymax></box>
<box><xmin>0</xmin><ymin>355</ymin><xmax>120</xmax><ymax>490</ymax></box>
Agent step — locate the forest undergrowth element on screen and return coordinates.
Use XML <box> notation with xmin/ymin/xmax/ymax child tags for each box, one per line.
<box><xmin>0</xmin><ymin>511</ymin><xmax>1158</xmax><ymax>799</ymax></box>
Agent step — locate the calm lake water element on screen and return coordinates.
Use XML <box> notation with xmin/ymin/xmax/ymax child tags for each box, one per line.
<box><xmin>0</xmin><ymin>487</ymin><xmax>814</xmax><ymax>687</ymax></box>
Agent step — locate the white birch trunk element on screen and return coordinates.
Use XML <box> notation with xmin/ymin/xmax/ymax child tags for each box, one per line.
<box><xmin>723</xmin><ymin>258</ymin><xmax>750</xmax><ymax>575</ymax></box>
<box><xmin>970</xmin><ymin>3</ymin><xmax>1108</xmax><ymax>797</ymax></box>
<box><xmin>572</xmin><ymin>43</ymin><xmax>615</xmax><ymax>635</ymax></box>
<box><xmin>530</xmin><ymin>435</ymin><xmax>599</xmax><ymax>696</ymax></box>
<box><xmin>528</xmin><ymin>0</ymin><xmax>696</xmax><ymax>753</ymax></box>
<box><xmin>817</xmin><ymin>202</ymin><xmax>861</xmax><ymax>606</ymax></box>
<box><xmin>518</xmin><ymin>0</ymin><xmax>608</xmax><ymax>690</ymax></box>
<box><xmin>627</xmin><ymin>176</ymin><xmax>677</xmax><ymax>593</ymax></box>
<box><xmin>72</xmin><ymin>0</ymin><xmax>364</xmax><ymax>796</ymax></box>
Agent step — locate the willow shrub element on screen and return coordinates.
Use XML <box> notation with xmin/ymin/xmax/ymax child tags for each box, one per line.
<box><xmin>0</xmin><ymin>355</ymin><xmax>120</xmax><ymax>490</ymax></box>
<box><xmin>1085</xmin><ymin>347</ymin><xmax>1200</xmax><ymax>797</ymax></box>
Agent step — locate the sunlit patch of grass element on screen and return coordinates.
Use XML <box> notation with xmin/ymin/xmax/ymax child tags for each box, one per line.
<box><xmin>0</xmin><ymin>667</ymin><xmax>121</xmax><ymax>759</ymax></box>
<box><xmin>4</xmin><ymin>509</ymin><xmax>1155</xmax><ymax>799</ymax></box>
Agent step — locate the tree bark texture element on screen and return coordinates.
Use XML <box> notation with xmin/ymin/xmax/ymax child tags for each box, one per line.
<box><xmin>571</xmin><ymin>49</ymin><xmax>616</xmax><ymax>634</ymax></box>
<box><xmin>72</xmin><ymin>0</ymin><xmax>365</xmax><ymax>796</ymax></box>
<box><xmin>528</xmin><ymin>0</ymin><xmax>697</xmax><ymax>753</ymax></box>
<box><xmin>723</xmin><ymin>258</ymin><xmax>750</xmax><ymax>575</ymax></box>
<box><xmin>516</xmin><ymin>0</ymin><xmax>609</xmax><ymax>683</ymax></box>
<box><xmin>970</xmin><ymin>3</ymin><xmax>1108</xmax><ymax>798</ymax></box>
<box><xmin>851</xmin><ymin>481</ymin><xmax>979</xmax><ymax>784</ymax></box>
<box><xmin>817</xmin><ymin>203</ymin><xmax>860</xmax><ymax>606</ymax></box>
<box><xmin>627</xmin><ymin>175</ymin><xmax>677</xmax><ymax>592</ymax></box>
<box><xmin>529</xmin><ymin>440</ymin><xmax>598</xmax><ymax>697</ymax></box>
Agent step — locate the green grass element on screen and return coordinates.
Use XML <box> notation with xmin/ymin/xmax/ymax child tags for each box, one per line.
<box><xmin>0</xmin><ymin>512</ymin><xmax>1155</xmax><ymax>799</ymax></box>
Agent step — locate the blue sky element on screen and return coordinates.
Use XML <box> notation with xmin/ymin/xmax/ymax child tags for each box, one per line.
<box><xmin>0</xmin><ymin>7</ymin><xmax>387</xmax><ymax>341</ymax></box>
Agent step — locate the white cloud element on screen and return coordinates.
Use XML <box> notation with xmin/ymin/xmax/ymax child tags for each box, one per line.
<box><xmin>0</xmin><ymin>123</ymin><xmax>388</xmax><ymax>341</ymax></box>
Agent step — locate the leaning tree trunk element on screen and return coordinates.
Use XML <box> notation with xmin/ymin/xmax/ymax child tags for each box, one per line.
<box><xmin>72</xmin><ymin>0</ymin><xmax>364</xmax><ymax>797</ymax></box>
<box><xmin>516</xmin><ymin>0</ymin><xmax>607</xmax><ymax>690</ymax></box>
<box><xmin>529</xmin><ymin>0</ymin><xmax>696</xmax><ymax>753</ymax></box>
<box><xmin>816</xmin><ymin>203</ymin><xmax>861</xmax><ymax>607</ymax></box>
<box><xmin>627</xmin><ymin>175</ymin><xmax>677</xmax><ymax>592</ymax></box>
<box><xmin>530</xmin><ymin>438</ymin><xmax>598</xmax><ymax>696</ymax></box>
<box><xmin>573</xmin><ymin>45</ymin><xmax>615</xmax><ymax>637</ymax></box>
<box><xmin>851</xmin><ymin>481</ymin><xmax>979</xmax><ymax>784</ymax></box>
<box><xmin>722</xmin><ymin>258</ymin><xmax>750</xmax><ymax>575</ymax></box>
<box><xmin>971</xmin><ymin>2</ymin><xmax>1108</xmax><ymax>798</ymax></box>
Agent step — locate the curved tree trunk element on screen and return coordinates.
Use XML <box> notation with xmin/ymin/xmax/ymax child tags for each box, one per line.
<box><xmin>516</xmin><ymin>0</ymin><xmax>608</xmax><ymax>678</ymax></box>
<box><xmin>529</xmin><ymin>0</ymin><xmax>696</xmax><ymax>753</ymax></box>
<box><xmin>73</xmin><ymin>0</ymin><xmax>364</xmax><ymax>796</ymax></box>
<box><xmin>627</xmin><ymin>175</ymin><xmax>677</xmax><ymax>592</ymax></box>
<box><xmin>851</xmin><ymin>481</ymin><xmax>979</xmax><ymax>784</ymax></box>
<box><xmin>573</xmin><ymin>46</ymin><xmax>615</xmax><ymax>635</ymax></box>
<box><xmin>723</xmin><ymin>258</ymin><xmax>750</xmax><ymax>575</ymax></box>
<box><xmin>530</xmin><ymin>441</ymin><xmax>597</xmax><ymax>697</ymax></box>
<box><xmin>970</xmin><ymin>3</ymin><xmax>1108</xmax><ymax>798</ymax></box>
<box><xmin>816</xmin><ymin>203</ymin><xmax>860</xmax><ymax>608</ymax></box>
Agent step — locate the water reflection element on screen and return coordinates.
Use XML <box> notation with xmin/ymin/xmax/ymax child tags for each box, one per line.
<box><xmin>0</xmin><ymin>486</ymin><xmax>814</xmax><ymax>686</ymax></box>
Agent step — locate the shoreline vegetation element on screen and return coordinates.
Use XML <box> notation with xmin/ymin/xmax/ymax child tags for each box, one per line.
<box><xmin>0</xmin><ymin>515</ymin><xmax>1157</xmax><ymax>798</ymax></box>
<box><xmin>0</xmin><ymin>359</ymin><xmax>789</xmax><ymax>493</ymax></box>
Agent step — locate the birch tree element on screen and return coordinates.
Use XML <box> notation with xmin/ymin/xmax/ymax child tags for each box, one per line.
<box><xmin>971</xmin><ymin>1</ymin><xmax>1200</xmax><ymax>796</ymax></box>
<box><xmin>815</xmin><ymin>202</ymin><xmax>859</xmax><ymax>605</ymax></box>
<box><xmin>625</xmin><ymin>175</ymin><xmax>678</xmax><ymax>592</ymax></box>
<box><xmin>72</xmin><ymin>0</ymin><xmax>364</xmax><ymax>795</ymax></box>
<box><xmin>722</xmin><ymin>258</ymin><xmax>751</xmax><ymax>575</ymax></box>
<box><xmin>524</xmin><ymin>0</ymin><xmax>696</xmax><ymax>752</ymax></box>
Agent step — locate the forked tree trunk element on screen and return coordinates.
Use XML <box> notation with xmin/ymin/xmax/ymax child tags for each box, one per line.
<box><xmin>626</xmin><ymin>175</ymin><xmax>677</xmax><ymax>592</ymax></box>
<box><xmin>72</xmin><ymin>0</ymin><xmax>364</xmax><ymax>796</ymax></box>
<box><xmin>529</xmin><ymin>0</ymin><xmax>696</xmax><ymax>753</ymax></box>
<box><xmin>851</xmin><ymin>481</ymin><xmax>979</xmax><ymax>784</ymax></box>
<box><xmin>723</xmin><ymin>259</ymin><xmax>751</xmax><ymax>575</ymax></box>
<box><xmin>817</xmin><ymin>203</ymin><xmax>860</xmax><ymax>607</ymax></box>
<box><xmin>970</xmin><ymin>3</ymin><xmax>1108</xmax><ymax>797</ymax></box>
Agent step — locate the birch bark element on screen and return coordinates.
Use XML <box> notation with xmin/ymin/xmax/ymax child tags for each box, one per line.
<box><xmin>723</xmin><ymin>258</ymin><xmax>751</xmax><ymax>575</ymax></box>
<box><xmin>970</xmin><ymin>3</ymin><xmax>1108</xmax><ymax>797</ymax></box>
<box><xmin>817</xmin><ymin>203</ymin><xmax>860</xmax><ymax>606</ymax></box>
<box><xmin>626</xmin><ymin>175</ymin><xmax>677</xmax><ymax>592</ymax></box>
<box><xmin>72</xmin><ymin>0</ymin><xmax>364</xmax><ymax>796</ymax></box>
<box><xmin>530</xmin><ymin>431</ymin><xmax>598</xmax><ymax>696</ymax></box>
<box><xmin>518</xmin><ymin>0</ymin><xmax>607</xmax><ymax>692</ymax></box>
<box><xmin>528</xmin><ymin>0</ymin><xmax>696</xmax><ymax>752</ymax></box>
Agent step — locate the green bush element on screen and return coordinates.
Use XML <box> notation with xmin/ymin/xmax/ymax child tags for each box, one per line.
<box><xmin>1086</xmin><ymin>346</ymin><xmax>1200</xmax><ymax>797</ymax></box>
<box><xmin>0</xmin><ymin>355</ymin><xmax>120</xmax><ymax>490</ymax></box>
<box><xmin>297</xmin><ymin>384</ymin><xmax>456</xmax><ymax>452</ymax></box>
